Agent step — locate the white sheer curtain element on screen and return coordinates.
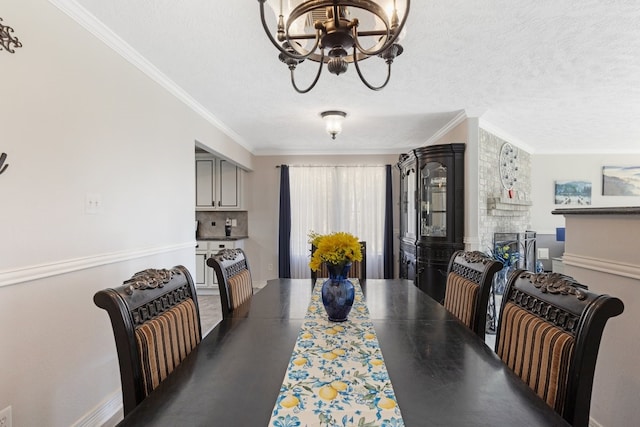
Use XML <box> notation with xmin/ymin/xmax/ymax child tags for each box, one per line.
<box><xmin>289</xmin><ymin>165</ymin><xmax>386</xmax><ymax>279</ymax></box>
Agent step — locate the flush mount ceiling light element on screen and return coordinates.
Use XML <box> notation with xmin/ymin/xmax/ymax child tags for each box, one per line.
<box><xmin>258</xmin><ymin>0</ymin><xmax>410</xmax><ymax>93</ymax></box>
<box><xmin>0</xmin><ymin>17</ymin><xmax>23</xmax><ymax>54</ymax></box>
<box><xmin>321</xmin><ymin>110</ymin><xmax>347</xmax><ymax>139</ymax></box>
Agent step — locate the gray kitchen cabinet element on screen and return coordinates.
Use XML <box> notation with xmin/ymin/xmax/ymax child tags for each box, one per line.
<box><xmin>195</xmin><ymin>239</ymin><xmax>245</xmax><ymax>292</ymax></box>
<box><xmin>195</xmin><ymin>154</ymin><xmax>242</xmax><ymax>210</ymax></box>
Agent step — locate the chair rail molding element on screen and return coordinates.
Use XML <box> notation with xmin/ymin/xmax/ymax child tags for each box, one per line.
<box><xmin>562</xmin><ymin>253</ymin><xmax>640</xmax><ymax>281</ymax></box>
<box><xmin>0</xmin><ymin>241</ymin><xmax>196</xmax><ymax>288</ymax></box>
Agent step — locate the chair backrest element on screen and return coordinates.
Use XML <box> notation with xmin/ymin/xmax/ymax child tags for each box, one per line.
<box><xmin>93</xmin><ymin>265</ymin><xmax>202</xmax><ymax>416</ymax></box>
<box><xmin>310</xmin><ymin>241</ymin><xmax>367</xmax><ymax>283</ymax></box>
<box><xmin>207</xmin><ymin>248</ymin><xmax>253</xmax><ymax>317</ymax></box>
<box><xmin>495</xmin><ymin>270</ymin><xmax>624</xmax><ymax>426</ymax></box>
<box><xmin>443</xmin><ymin>250</ymin><xmax>502</xmax><ymax>338</ymax></box>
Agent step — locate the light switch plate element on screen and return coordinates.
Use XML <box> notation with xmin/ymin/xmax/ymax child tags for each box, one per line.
<box><xmin>537</xmin><ymin>248</ymin><xmax>549</xmax><ymax>260</ymax></box>
<box><xmin>85</xmin><ymin>193</ymin><xmax>102</xmax><ymax>215</ymax></box>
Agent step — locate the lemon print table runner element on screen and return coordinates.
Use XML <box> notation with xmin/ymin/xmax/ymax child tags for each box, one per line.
<box><xmin>269</xmin><ymin>280</ymin><xmax>405</xmax><ymax>427</ymax></box>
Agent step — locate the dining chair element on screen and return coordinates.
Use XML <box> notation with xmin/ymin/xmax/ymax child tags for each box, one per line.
<box><xmin>310</xmin><ymin>241</ymin><xmax>367</xmax><ymax>283</ymax></box>
<box><xmin>495</xmin><ymin>270</ymin><xmax>624</xmax><ymax>427</ymax></box>
<box><xmin>207</xmin><ymin>248</ymin><xmax>253</xmax><ymax>317</ymax></box>
<box><xmin>443</xmin><ymin>250</ymin><xmax>502</xmax><ymax>338</ymax></box>
<box><xmin>93</xmin><ymin>266</ymin><xmax>202</xmax><ymax>416</ymax></box>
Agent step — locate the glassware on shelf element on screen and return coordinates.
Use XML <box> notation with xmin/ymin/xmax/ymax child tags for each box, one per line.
<box><xmin>420</xmin><ymin>162</ymin><xmax>448</xmax><ymax>237</ymax></box>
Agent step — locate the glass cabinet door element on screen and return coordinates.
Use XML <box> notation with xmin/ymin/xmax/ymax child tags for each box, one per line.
<box><xmin>400</xmin><ymin>166</ymin><xmax>416</xmax><ymax>239</ymax></box>
<box><xmin>406</xmin><ymin>169</ymin><xmax>416</xmax><ymax>238</ymax></box>
<box><xmin>420</xmin><ymin>161</ymin><xmax>447</xmax><ymax>237</ymax></box>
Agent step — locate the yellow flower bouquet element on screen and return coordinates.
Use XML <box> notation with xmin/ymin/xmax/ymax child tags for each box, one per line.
<box><xmin>309</xmin><ymin>231</ymin><xmax>363</xmax><ymax>272</ymax></box>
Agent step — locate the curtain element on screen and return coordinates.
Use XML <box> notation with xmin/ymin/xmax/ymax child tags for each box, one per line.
<box><xmin>278</xmin><ymin>165</ymin><xmax>291</xmax><ymax>278</ymax></box>
<box><xmin>289</xmin><ymin>166</ymin><xmax>386</xmax><ymax>279</ymax></box>
<box><xmin>383</xmin><ymin>165</ymin><xmax>394</xmax><ymax>278</ymax></box>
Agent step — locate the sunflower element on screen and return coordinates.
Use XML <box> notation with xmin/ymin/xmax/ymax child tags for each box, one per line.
<box><xmin>308</xmin><ymin>231</ymin><xmax>363</xmax><ymax>272</ymax></box>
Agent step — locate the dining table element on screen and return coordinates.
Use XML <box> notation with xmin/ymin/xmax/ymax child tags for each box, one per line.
<box><xmin>117</xmin><ymin>278</ymin><xmax>569</xmax><ymax>426</ymax></box>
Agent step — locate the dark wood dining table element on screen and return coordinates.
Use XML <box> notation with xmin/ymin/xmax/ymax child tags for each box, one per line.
<box><xmin>117</xmin><ymin>279</ymin><xmax>569</xmax><ymax>426</ymax></box>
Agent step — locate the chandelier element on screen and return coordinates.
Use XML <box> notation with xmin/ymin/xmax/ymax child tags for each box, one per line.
<box><xmin>258</xmin><ymin>1</ymin><xmax>410</xmax><ymax>93</ymax></box>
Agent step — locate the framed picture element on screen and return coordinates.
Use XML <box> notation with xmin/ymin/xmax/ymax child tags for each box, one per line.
<box><xmin>554</xmin><ymin>180</ymin><xmax>592</xmax><ymax>205</ymax></box>
<box><xmin>602</xmin><ymin>166</ymin><xmax>640</xmax><ymax>196</ymax></box>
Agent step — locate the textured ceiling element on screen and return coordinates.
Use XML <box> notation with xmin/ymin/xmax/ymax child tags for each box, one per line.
<box><xmin>67</xmin><ymin>0</ymin><xmax>640</xmax><ymax>155</ymax></box>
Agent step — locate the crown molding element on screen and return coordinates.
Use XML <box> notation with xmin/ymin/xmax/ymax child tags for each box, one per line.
<box><xmin>47</xmin><ymin>0</ymin><xmax>252</xmax><ymax>152</ymax></box>
<box><xmin>478</xmin><ymin>119</ymin><xmax>535</xmax><ymax>153</ymax></box>
<box><xmin>422</xmin><ymin>110</ymin><xmax>468</xmax><ymax>146</ymax></box>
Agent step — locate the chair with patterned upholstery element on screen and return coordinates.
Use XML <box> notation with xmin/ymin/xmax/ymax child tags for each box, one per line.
<box><xmin>443</xmin><ymin>250</ymin><xmax>502</xmax><ymax>338</ymax></box>
<box><xmin>207</xmin><ymin>248</ymin><xmax>253</xmax><ymax>318</ymax></box>
<box><xmin>310</xmin><ymin>241</ymin><xmax>367</xmax><ymax>284</ymax></box>
<box><xmin>495</xmin><ymin>270</ymin><xmax>624</xmax><ymax>426</ymax></box>
<box><xmin>93</xmin><ymin>266</ymin><xmax>202</xmax><ymax>416</ymax></box>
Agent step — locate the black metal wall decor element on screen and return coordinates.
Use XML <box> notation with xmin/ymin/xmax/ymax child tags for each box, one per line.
<box><xmin>0</xmin><ymin>153</ymin><xmax>8</xmax><ymax>175</ymax></box>
<box><xmin>1</xmin><ymin>17</ymin><xmax>23</xmax><ymax>53</ymax></box>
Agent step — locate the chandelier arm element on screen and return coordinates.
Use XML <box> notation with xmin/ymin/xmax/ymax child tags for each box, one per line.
<box><xmin>352</xmin><ymin>0</ymin><xmax>411</xmax><ymax>57</ymax></box>
<box><xmin>285</xmin><ymin>31</ymin><xmax>322</xmax><ymax>59</ymax></box>
<box><xmin>291</xmin><ymin>49</ymin><xmax>325</xmax><ymax>94</ymax></box>
<box><xmin>352</xmin><ymin>24</ymin><xmax>390</xmax><ymax>57</ymax></box>
<box><xmin>258</xmin><ymin>0</ymin><xmax>319</xmax><ymax>61</ymax></box>
<box><xmin>352</xmin><ymin>47</ymin><xmax>391</xmax><ymax>91</ymax></box>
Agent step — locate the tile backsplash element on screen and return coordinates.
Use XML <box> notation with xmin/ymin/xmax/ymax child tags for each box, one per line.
<box><xmin>195</xmin><ymin>211</ymin><xmax>248</xmax><ymax>238</ymax></box>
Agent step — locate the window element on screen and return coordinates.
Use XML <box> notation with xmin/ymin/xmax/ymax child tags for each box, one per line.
<box><xmin>289</xmin><ymin>166</ymin><xmax>386</xmax><ymax>278</ymax></box>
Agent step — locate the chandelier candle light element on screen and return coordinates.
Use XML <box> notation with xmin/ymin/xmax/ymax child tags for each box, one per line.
<box><xmin>258</xmin><ymin>0</ymin><xmax>410</xmax><ymax>92</ymax></box>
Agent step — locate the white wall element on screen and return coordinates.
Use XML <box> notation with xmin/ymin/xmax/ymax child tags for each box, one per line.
<box><xmin>531</xmin><ymin>154</ymin><xmax>640</xmax><ymax>233</ymax></box>
<box><xmin>245</xmin><ymin>155</ymin><xmax>399</xmax><ymax>284</ymax></box>
<box><xmin>0</xmin><ymin>0</ymin><xmax>251</xmax><ymax>425</ymax></box>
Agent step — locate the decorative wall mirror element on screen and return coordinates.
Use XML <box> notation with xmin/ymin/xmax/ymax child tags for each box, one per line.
<box><xmin>499</xmin><ymin>142</ymin><xmax>518</xmax><ymax>191</ymax></box>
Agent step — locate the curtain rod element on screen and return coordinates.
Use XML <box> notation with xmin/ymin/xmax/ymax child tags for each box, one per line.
<box><xmin>276</xmin><ymin>164</ymin><xmax>389</xmax><ymax>168</ymax></box>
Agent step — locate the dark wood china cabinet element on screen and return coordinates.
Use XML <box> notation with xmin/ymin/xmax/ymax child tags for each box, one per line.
<box><xmin>397</xmin><ymin>151</ymin><xmax>417</xmax><ymax>281</ymax></box>
<box><xmin>398</xmin><ymin>143</ymin><xmax>465</xmax><ymax>303</ymax></box>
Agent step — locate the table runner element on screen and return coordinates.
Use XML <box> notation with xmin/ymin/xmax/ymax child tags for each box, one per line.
<box><xmin>269</xmin><ymin>280</ymin><xmax>405</xmax><ymax>427</ymax></box>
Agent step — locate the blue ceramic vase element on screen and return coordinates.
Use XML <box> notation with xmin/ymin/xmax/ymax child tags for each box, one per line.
<box><xmin>321</xmin><ymin>262</ymin><xmax>355</xmax><ymax>322</ymax></box>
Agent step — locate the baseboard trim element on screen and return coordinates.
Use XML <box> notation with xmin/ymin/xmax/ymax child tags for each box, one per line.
<box><xmin>562</xmin><ymin>253</ymin><xmax>640</xmax><ymax>280</ymax></box>
<box><xmin>0</xmin><ymin>241</ymin><xmax>196</xmax><ymax>288</ymax></box>
<box><xmin>72</xmin><ymin>389</ymin><xmax>122</xmax><ymax>427</ymax></box>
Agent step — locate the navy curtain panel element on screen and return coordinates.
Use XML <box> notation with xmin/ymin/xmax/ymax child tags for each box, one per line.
<box><xmin>383</xmin><ymin>164</ymin><xmax>394</xmax><ymax>279</ymax></box>
<box><xmin>278</xmin><ymin>165</ymin><xmax>292</xmax><ymax>278</ymax></box>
